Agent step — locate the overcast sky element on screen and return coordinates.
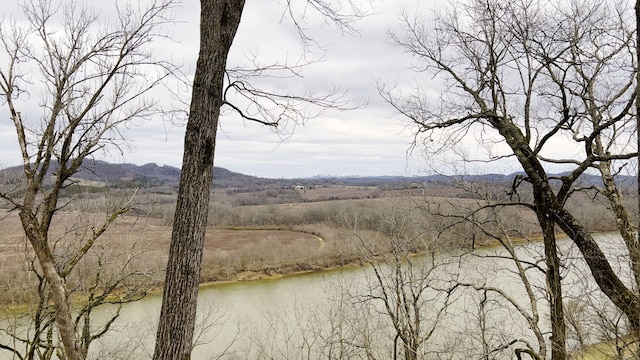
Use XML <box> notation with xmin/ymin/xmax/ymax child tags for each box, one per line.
<box><xmin>0</xmin><ymin>0</ymin><xmax>530</xmax><ymax>179</ymax></box>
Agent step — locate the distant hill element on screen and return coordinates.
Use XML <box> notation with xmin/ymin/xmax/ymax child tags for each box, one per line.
<box><xmin>1</xmin><ymin>160</ymin><xmax>635</xmax><ymax>190</ymax></box>
<box><xmin>0</xmin><ymin>160</ymin><xmax>279</xmax><ymax>189</ymax></box>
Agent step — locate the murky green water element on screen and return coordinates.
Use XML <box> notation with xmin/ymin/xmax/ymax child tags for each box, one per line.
<box><xmin>1</xmin><ymin>234</ymin><xmax>627</xmax><ymax>359</ymax></box>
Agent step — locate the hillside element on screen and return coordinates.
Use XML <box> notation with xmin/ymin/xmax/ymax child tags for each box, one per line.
<box><xmin>1</xmin><ymin>160</ymin><xmax>635</xmax><ymax>191</ymax></box>
<box><xmin>0</xmin><ymin>160</ymin><xmax>280</xmax><ymax>189</ymax></box>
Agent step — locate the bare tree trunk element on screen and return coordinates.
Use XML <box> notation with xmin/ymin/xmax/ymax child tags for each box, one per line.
<box><xmin>632</xmin><ymin>0</ymin><xmax>640</xmax><ymax>348</ymax></box>
<box><xmin>538</xmin><ymin>213</ymin><xmax>566</xmax><ymax>360</ymax></box>
<box><xmin>498</xmin><ymin>118</ymin><xmax>640</xmax><ymax>335</ymax></box>
<box><xmin>152</xmin><ymin>1</ymin><xmax>244</xmax><ymax>359</ymax></box>
<box><xmin>22</xmin><ymin>224</ymin><xmax>84</xmax><ymax>360</ymax></box>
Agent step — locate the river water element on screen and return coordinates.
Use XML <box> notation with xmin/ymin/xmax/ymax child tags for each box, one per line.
<box><xmin>2</xmin><ymin>234</ymin><xmax>630</xmax><ymax>359</ymax></box>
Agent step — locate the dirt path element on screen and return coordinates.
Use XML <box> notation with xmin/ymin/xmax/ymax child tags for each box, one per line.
<box><xmin>313</xmin><ymin>234</ymin><xmax>326</xmax><ymax>250</ymax></box>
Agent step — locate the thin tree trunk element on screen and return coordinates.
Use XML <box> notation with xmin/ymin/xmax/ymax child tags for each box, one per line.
<box><xmin>498</xmin><ymin>121</ymin><xmax>566</xmax><ymax>360</ymax></box>
<box><xmin>538</xmin><ymin>214</ymin><xmax>566</xmax><ymax>360</ymax></box>
<box><xmin>635</xmin><ymin>0</ymin><xmax>640</xmax><ymax>351</ymax></box>
<box><xmin>152</xmin><ymin>2</ymin><xmax>244</xmax><ymax>359</ymax></box>
<box><xmin>36</xmin><ymin>252</ymin><xmax>84</xmax><ymax>360</ymax></box>
<box><xmin>20</xmin><ymin>217</ymin><xmax>85</xmax><ymax>360</ymax></box>
<box><xmin>19</xmin><ymin>178</ymin><xmax>85</xmax><ymax>360</ymax></box>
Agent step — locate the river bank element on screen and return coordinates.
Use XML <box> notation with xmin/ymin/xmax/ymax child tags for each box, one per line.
<box><xmin>0</xmin><ymin>203</ymin><xmax>614</xmax><ymax>311</ymax></box>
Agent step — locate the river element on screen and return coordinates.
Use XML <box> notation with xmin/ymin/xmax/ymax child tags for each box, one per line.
<box><xmin>2</xmin><ymin>234</ymin><xmax>630</xmax><ymax>359</ymax></box>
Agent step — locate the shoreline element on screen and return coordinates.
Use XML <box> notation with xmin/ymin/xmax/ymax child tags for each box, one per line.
<box><xmin>1</xmin><ymin>230</ymin><xmax>614</xmax><ymax>313</ymax></box>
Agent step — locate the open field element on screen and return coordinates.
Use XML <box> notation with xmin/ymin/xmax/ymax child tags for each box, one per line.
<box><xmin>0</xmin><ymin>185</ymin><xmax>476</xmax><ymax>306</ymax></box>
<box><xmin>0</xmin><ymin>179</ymin><xmax>625</xmax><ymax>307</ymax></box>
<box><xmin>0</xmin><ymin>209</ymin><xmax>331</xmax><ymax>304</ymax></box>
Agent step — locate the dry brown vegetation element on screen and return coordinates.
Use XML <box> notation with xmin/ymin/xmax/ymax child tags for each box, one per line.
<box><xmin>0</xmin><ymin>180</ymin><xmax>624</xmax><ymax>307</ymax></box>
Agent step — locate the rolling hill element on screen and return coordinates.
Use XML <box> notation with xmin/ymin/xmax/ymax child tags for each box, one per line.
<box><xmin>1</xmin><ymin>160</ymin><xmax>635</xmax><ymax>191</ymax></box>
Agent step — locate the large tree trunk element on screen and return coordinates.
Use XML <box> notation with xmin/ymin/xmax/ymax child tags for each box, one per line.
<box><xmin>552</xmin><ymin>206</ymin><xmax>640</xmax><ymax>330</ymax></box>
<box><xmin>635</xmin><ymin>0</ymin><xmax>640</xmax><ymax>350</ymax></box>
<box><xmin>497</xmin><ymin>118</ymin><xmax>640</xmax><ymax>342</ymax></box>
<box><xmin>153</xmin><ymin>2</ymin><xmax>244</xmax><ymax>359</ymax></box>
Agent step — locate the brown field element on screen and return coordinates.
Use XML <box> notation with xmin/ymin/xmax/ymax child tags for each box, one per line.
<box><xmin>0</xmin><ymin>209</ymin><xmax>323</xmax><ymax>268</ymax></box>
<box><xmin>0</xmin><ymin>209</ymin><xmax>332</xmax><ymax>306</ymax></box>
<box><xmin>0</xmin><ymin>181</ymin><xmax>622</xmax><ymax>306</ymax></box>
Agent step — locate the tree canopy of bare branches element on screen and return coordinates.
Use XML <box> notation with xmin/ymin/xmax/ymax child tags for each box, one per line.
<box><xmin>381</xmin><ymin>0</ymin><xmax>639</xmax><ymax>358</ymax></box>
<box><xmin>0</xmin><ymin>0</ymin><xmax>177</xmax><ymax>359</ymax></box>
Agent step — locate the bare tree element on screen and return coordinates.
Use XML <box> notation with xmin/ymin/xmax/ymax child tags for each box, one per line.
<box><xmin>381</xmin><ymin>0</ymin><xmax>639</xmax><ymax>357</ymax></box>
<box><xmin>423</xmin><ymin>180</ymin><xmax>555</xmax><ymax>359</ymax></box>
<box><xmin>153</xmin><ymin>1</ymin><xmax>367</xmax><ymax>359</ymax></box>
<box><xmin>0</xmin><ymin>213</ymin><xmax>152</xmax><ymax>360</ymax></box>
<box><xmin>0</xmin><ymin>0</ymin><xmax>177</xmax><ymax>358</ymax></box>
<box><xmin>345</xmin><ymin>202</ymin><xmax>454</xmax><ymax>360</ymax></box>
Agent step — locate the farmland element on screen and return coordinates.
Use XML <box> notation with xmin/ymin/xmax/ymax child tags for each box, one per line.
<box><xmin>0</xmin><ymin>162</ymin><xmax>625</xmax><ymax>306</ymax></box>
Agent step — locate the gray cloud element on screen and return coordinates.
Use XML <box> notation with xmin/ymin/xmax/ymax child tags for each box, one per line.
<box><xmin>0</xmin><ymin>0</ymin><xmax>438</xmax><ymax>178</ymax></box>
